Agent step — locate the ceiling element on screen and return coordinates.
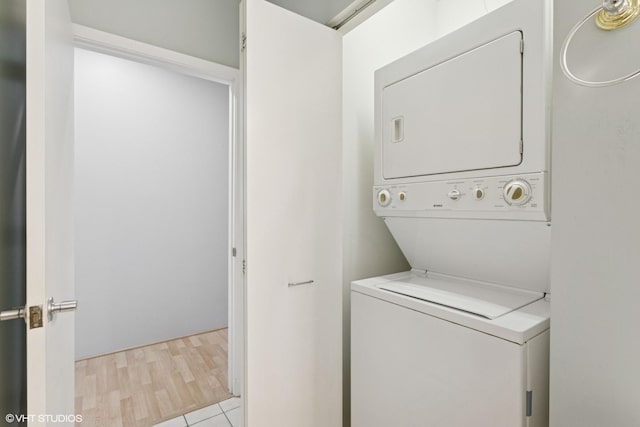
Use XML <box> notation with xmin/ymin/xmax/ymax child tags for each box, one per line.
<box><xmin>266</xmin><ymin>0</ymin><xmax>357</xmax><ymax>25</ymax></box>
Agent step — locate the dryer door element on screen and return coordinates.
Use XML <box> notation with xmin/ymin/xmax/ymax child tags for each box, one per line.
<box><xmin>382</xmin><ymin>31</ymin><xmax>523</xmax><ymax>179</ymax></box>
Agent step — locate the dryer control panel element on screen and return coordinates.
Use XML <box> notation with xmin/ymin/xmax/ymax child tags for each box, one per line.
<box><xmin>374</xmin><ymin>172</ymin><xmax>549</xmax><ymax>221</ymax></box>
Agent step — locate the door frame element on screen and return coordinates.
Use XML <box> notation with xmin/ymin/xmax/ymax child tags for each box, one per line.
<box><xmin>71</xmin><ymin>24</ymin><xmax>245</xmax><ymax>396</ymax></box>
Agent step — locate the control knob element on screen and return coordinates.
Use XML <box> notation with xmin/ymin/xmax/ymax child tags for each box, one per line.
<box><xmin>377</xmin><ymin>189</ymin><xmax>391</xmax><ymax>207</ymax></box>
<box><xmin>503</xmin><ymin>179</ymin><xmax>532</xmax><ymax>206</ymax></box>
<box><xmin>474</xmin><ymin>187</ymin><xmax>485</xmax><ymax>200</ymax></box>
<box><xmin>447</xmin><ymin>189</ymin><xmax>461</xmax><ymax>200</ymax></box>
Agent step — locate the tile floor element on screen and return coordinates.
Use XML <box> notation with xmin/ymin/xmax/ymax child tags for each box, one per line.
<box><xmin>153</xmin><ymin>397</ymin><xmax>241</xmax><ymax>427</ymax></box>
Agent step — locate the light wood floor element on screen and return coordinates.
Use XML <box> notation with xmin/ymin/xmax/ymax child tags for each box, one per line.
<box><xmin>75</xmin><ymin>329</ymin><xmax>232</xmax><ymax>427</ymax></box>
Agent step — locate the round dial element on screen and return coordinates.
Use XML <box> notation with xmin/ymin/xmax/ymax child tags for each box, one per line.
<box><xmin>377</xmin><ymin>189</ymin><xmax>391</xmax><ymax>207</ymax></box>
<box><xmin>503</xmin><ymin>179</ymin><xmax>532</xmax><ymax>206</ymax></box>
<box><xmin>448</xmin><ymin>189</ymin><xmax>461</xmax><ymax>200</ymax></box>
<box><xmin>474</xmin><ymin>187</ymin><xmax>485</xmax><ymax>200</ymax></box>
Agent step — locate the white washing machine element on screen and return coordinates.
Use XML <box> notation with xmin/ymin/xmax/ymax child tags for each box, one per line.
<box><xmin>352</xmin><ymin>0</ymin><xmax>552</xmax><ymax>426</ymax></box>
<box><xmin>352</xmin><ymin>272</ymin><xmax>550</xmax><ymax>427</ymax></box>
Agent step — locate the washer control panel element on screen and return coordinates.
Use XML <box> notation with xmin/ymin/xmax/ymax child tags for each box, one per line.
<box><xmin>374</xmin><ymin>172</ymin><xmax>549</xmax><ymax>221</ymax></box>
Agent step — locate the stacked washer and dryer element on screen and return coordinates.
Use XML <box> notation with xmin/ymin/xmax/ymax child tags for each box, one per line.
<box><xmin>351</xmin><ymin>0</ymin><xmax>552</xmax><ymax>426</ymax></box>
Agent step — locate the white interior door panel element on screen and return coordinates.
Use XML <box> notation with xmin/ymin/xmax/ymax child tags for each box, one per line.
<box><xmin>26</xmin><ymin>0</ymin><xmax>75</xmax><ymax>422</ymax></box>
<box><xmin>244</xmin><ymin>0</ymin><xmax>343</xmax><ymax>426</ymax></box>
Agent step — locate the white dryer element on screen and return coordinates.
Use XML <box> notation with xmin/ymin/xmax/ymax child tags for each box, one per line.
<box><xmin>351</xmin><ymin>0</ymin><xmax>552</xmax><ymax>426</ymax></box>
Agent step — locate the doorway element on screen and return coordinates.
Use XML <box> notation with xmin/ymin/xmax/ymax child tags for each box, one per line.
<box><xmin>71</xmin><ymin>27</ymin><xmax>243</xmax><ymax>427</ymax></box>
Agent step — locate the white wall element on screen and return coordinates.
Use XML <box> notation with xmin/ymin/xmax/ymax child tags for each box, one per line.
<box><xmin>550</xmin><ymin>1</ymin><xmax>640</xmax><ymax>426</ymax></box>
<box><xmin>68</xmin><ymin>0</ymin><xmax>240</xmax><ymax>68</ymax></box>
<box><xmin>74</xmin><ymin>48</ymin><xmax>230</xmax><ymax>359</ymax></box>
<box><xmin>342</xmin><ymin>0</ymin><xmax>515</xmax><ymax>424</ymax></box>
<box><xmin>435</xmin><ymin>0</ymin><xmax>513</xmax><ymax>37</ymax></box>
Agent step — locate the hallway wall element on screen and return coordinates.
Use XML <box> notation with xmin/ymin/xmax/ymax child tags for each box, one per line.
<box><xmin>74</xmin><ymin>48</ymin><xmax>230</xmax><ymax>359</ymax></box>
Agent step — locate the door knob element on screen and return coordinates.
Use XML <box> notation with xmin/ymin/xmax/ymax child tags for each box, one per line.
<box><xmin>1</xmin><ymin>305</ymin><xmax>43</xmax><ymax>328</ymax></box>
<box><xmin>0</xmin><ymin>307</ymin><xmax>26</xmax><ymax>322</ymax></box>
<box><xmin>47</xmin><ymin>297</ymin><xmax>77</xmax><ymax>322</ymax></box>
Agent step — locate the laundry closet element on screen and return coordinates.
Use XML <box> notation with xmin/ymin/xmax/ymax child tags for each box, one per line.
<box><xmin>246</xmin><ymin>0</ymin><xmax>640</xmax><ymax>425</ymax></box>
<box><xmin>353</xmin><ymin>0</ymin><xmax>551</xmax><ymax>425</ymax></box>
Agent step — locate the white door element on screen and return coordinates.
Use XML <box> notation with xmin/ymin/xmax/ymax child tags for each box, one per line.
<box><xmin>244</xmin><ymin>0</ymin><xmax>343</xmax><ymax>426</ymax></box>
<box><xmin>25</xmin><ymin>0</ymin><xmax>76</xmax><ymax>423</ymax></box>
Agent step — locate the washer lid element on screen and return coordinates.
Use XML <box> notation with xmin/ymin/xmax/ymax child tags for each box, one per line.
<box><xmin>377</xmin><ymin>273</ymin><xmax>543</xmax><ymax>319</ymax></box>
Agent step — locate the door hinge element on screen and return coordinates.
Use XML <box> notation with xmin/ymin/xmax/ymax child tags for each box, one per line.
<box><xmin>29</xmin><ymin>306</ymin><xmax>43</xmax><ymax>329</ymax></box>
<box><xmin>242</xmin><ymin>260</ymin><xmax>246</xmax><ymax>274</ymax></box>
<box><xmin>520</xmin><ymin>39</ymin><xmax>524</xmax><ymax>54</ymax></box>
<box><xmin>526</xmin><ymin>390</ymin><xmax>533</xmax><ymax>417</ymax></box>
<box><xmin>232</xmin><ymin>247</ymin><xmax>237</xmax><ymax>257</ymax></box>
<box><xmin>241</xmin><ymin>33</ymin><xmax>247</xmax><ymax>52</ymax></box>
